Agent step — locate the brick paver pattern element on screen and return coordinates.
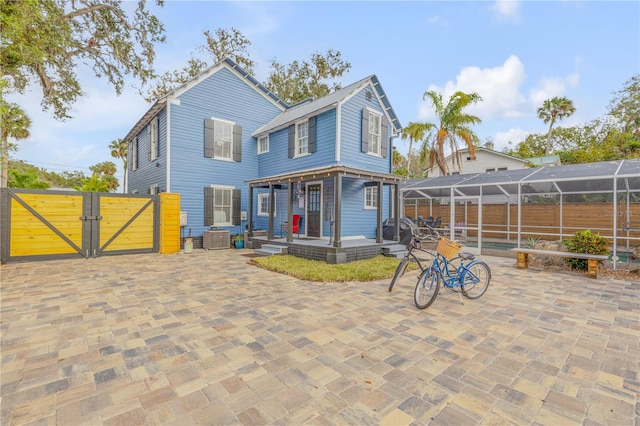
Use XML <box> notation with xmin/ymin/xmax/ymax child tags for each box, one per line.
<box><xmin>1</xmin><ymin>250</ymin><xmax>639</xmax><ymax>425</ymax></box>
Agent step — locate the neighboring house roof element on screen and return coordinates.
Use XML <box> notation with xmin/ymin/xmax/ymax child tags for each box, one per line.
<box><xmin>122</xmin><ymin>58</ymin><xmax>288</xmax><ymax>143</ymax></box>
<box><xmin>526</xmin><ymin>155</ymin><xmax>561</xmax><ymax>166</ymax></box>
<box><xmin>252</xmin><ymin>74</ymin><xmax>402</xmax><ymax>137</ymax></box>
<box><xmin>426</xmin><ymin>146</ymin><xmax>529</xmax><ymax>174</ymax></box>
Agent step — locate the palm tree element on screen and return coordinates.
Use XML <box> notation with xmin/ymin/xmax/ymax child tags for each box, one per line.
<box><xmin>1</xmin><ymin>103</ymin><xmax>31</xmax><ymax>188</ymax></box>
<box><xmin>401</xmin><ymin>122</ymin><xmax>429</xmax><ymax>178</ymax></box>
<box><xmin>109</xmin><ymin>138</ymin><xmax>128</xmax><ymax>193</ymax></box>
<box><xmin>419</xmin><ymin>90</ymin><xmax>483</xmax><ymax>176</ymax></box>
<box><xmin>537</xmin><ymin>96</ymin><xmax>576</xmax><ymax>156</ymax></box>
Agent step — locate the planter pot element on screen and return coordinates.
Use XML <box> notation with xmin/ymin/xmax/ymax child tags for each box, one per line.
<box><xmin>234</xmin><ymin>240</ymin><xmax>244</xmax><ymax>249</ymax></box>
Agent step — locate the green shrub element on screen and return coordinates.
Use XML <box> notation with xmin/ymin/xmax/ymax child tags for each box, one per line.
<box><xmin>522</xmin><ymin>237</ymin><xmax>540</xmax><ymax>249</ymax></box>
<box><xmin>563</xmin><ymin>229</ymin><xmax>609</xmax><ymax>271</ymax></box>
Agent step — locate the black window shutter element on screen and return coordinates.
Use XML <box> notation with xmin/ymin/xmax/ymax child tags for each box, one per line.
<box><xmin>153</xmin><ymin>117</ymin><xmax>159</xmax><ymax>159</ymax></box>
<box><xmin>232</xmin><ymin>189</ymin><xmax>241</xmax><ymax>225</ymax></box>
<box><xmin>204</xmin><ymin>119</ymin><xmax>215</xmax><ymax>158</ymax></box>
<box><xmin>233</xmin><ymin>125</ymin><xmax>242</xmax><ymax>162</ymax></box>
<box><xmin>361</xmin><ymin>109</ymin><xmax>369</xmax><ymax>153</ymax></box>
<box><xmin>308</xmin><ymin>116</ymin><xmax>316</xmax><ymax>153</ymax></box>
<box><xmin>288</xmin><ymin>124</ymin><xmax>295</xmax><ymax>158</ymax></box>
<box><xmin>204</xmin><ymin>187</ymin><xmax>214</xmax><ymax>226</ymax></box>
<box><xmin>381</xmin><ymin>116</ymin><xmax>389</xmax><ymax>158</ymax></box>
<box><xmin>132</xmin><ymin>138</ymin><xmax>138</xmax><ymax>170</ymax></box>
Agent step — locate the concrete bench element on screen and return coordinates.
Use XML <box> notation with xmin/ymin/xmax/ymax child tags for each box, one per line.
<box><xmin>510</xmin><ymin>248</ymin><xmax>609</xmax><ymax>279</ymax></box>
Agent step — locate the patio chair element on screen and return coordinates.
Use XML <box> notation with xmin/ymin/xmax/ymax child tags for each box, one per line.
<box><xmin>280</xmin><ymin>214</ymin><xmax>301</xmax><ymax>238</ymax></box>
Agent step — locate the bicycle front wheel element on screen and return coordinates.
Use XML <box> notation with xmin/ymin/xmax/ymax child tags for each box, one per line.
<box><xmin>461</xmin><ymin>261</ymin><xmax>491</xmax><ymax>299</ymax></box>
<box><xmin>414</xmin><ymin>267</ymin><xmax>440</xmax><ymax>309</ymax></box>
<box><xmin>389</xmin><ymin>257</ymin><xmax>410</xmax><ymax>292</ymax></box>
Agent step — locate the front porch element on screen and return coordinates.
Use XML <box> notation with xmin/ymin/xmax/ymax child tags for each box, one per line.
<box><xmin>247</xmin><ymin>234</ymin><xmax>404</xmax><ymax>264</ymax></box>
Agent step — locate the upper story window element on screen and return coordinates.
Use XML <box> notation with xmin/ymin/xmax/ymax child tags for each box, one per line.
<box><xmin>364</xmin><ymin>186</ymin><xmax>378</xmax><ymax>209</ymax></box>
<box><xmin>258</xmin><ymin>135</ymin><xmax>269</xmax><ymax>154</ymax></box>
<box><xmin>257</xmin><ymin>193</ymin><xmax>274</xmax><ymax>216</ymax></box>
<box><xmin>296</xmin><ymin>120</ymin><xmax>309</xmax><ymax>156</ymax></box>
<box><xmin>367</xmin><ymin>112</ymin><xmax>381</xmax><ymax>155</ymax></box>
<box><xmin>215</xmin><ymin>121</ymin><xmax>233</xmax><ymax>159</ymax></box>
<box><xmin>288</xmin><ymin>116</ymin><xmax>316</xmax><ymax>158</ymax></box>
<box><xmin>204</xmin><ymin>118</ymin><xmax>242</xmax><ymax>162</ymax></box>
<box><xmin>361</xmin><ymin>108</ymin><xmax>388</xmax><ymax>158</ymax></box>
<box><xmin>150</xmin><ymin>117</ymin><xmax>159</xmax><ymax>161</ymax></box>
<box><xmin>131</xmin><ymin>137</ymin><xmax>138</xmax><ymax>171</ymax></box>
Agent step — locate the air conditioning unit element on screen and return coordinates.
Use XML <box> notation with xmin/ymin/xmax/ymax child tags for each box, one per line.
<box><xmin>203</xmin><ymin>230</ymin><xmax>230</xmax><ymax>250</ymax></box>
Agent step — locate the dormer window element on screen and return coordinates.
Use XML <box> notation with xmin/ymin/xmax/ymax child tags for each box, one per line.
<box><xmin>258</xmin><ymin>135</ymin><xmax>269</xmax><ymax>154</ymax></box>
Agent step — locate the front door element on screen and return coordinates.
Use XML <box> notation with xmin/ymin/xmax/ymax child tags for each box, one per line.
<box><xmin>306</xmin><ymin>183</ymin><xmax>321</xmax><ymax>237</ymax></box>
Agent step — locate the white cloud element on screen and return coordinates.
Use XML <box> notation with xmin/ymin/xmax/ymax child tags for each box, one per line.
<box><xmin>491</xmin><ymin>0</ymin><xmax>521</xmax><ymax>23</ymax></box>
<box><xmin>493</xmin><ymin>128</ymin><xmax>530</xmax><ymax>151</ymax></box>
<box><xmin>419</xmin><ymin>55</ymin><xmax>528</xmax><ymax>121</ymax></box>
<box><xmin>528</xmin><ymin>72</ymin><xmax>580</xmax><ymax>106</ymax></box>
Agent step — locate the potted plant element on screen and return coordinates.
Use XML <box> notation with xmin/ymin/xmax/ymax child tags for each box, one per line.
<box><xmin>231</xmin><ymin>233</ymin><xmax>244</xmax><ymax>249</ymax></box>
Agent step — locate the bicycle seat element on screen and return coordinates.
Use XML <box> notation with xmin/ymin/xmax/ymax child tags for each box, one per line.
<box><xmin>459</xmin><ymin>252</ymin><xmax>475</xmax><ymax>261</ymax></box>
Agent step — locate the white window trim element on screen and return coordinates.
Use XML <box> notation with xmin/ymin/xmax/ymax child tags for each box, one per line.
<box><xmin>367</xmin><ymin>109</ymin><xmax>382</xmax><ymax>157</ymax></box>
<box><xmin>257</xmin><ymin>193</ymin><xmax>275</xmax><ymax>217</ymax></box>
<box><xmin>209</xmin><ymin>117</ymin><xmax>235</xmax><ymax>161</ymax></box>
<box><xmin>258</xmin><ymin>135</ymin><xmax>269</xmax><ymax>155</ymax></box>
<box><xmin>364</xmin><ymin>186</ymin><xmax>377</xmax><ymax>210</ymax></box>
<box><xmin>295</xmin><ymin>119</ymin><xmax>309</xmax><ymax>158</ymax></box>
<box><xmin>210</xmin><ymin>184</ymin><xmax>235</xmax><ymax>227</ymax></box>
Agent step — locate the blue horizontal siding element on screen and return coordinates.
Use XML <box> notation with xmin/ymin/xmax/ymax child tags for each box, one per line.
<box><xmin>168</xmin><ymin>66</ymin><xmax>282</xmax><ymax>237</ymax></box>
<box><xmin>340</xmin><ymin>178</ymin><xmax>390</xmax><ymax>238</ymax></box>
<box><xmin>340</xmin><ymin>85</ymin><xmax>392</xmax><ymax>173</ymax></box>
<box><xmin>258</xmin><ymin>109</ymin><xmax>336</xmax><ymax>178</ymax></box>
<box><xmin>128</xmin><ymin>107</ymin><xmax>167</xmax><ymax>194</ymax></box>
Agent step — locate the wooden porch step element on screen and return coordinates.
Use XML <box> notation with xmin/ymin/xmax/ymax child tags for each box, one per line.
<box><xmin>254</xmin><ymin>244</ymin><xmax>288</xmax><ymax>257</ymax></box>
<box><xmin>382</xmin><ymin>244</ymin><xmax>407</xmax><ymax>259</ymax></box>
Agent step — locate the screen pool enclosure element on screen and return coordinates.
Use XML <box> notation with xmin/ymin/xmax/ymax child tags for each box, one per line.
<box><xmin>400</xmin><ymin>159</ymin><xmax>640</xmax><ymax>269</ymax></box>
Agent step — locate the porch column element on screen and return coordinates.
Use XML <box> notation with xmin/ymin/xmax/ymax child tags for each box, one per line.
<box><xmin>376</xmin><ymin>181</ymin><xmax>383</xmax><ymax>243</ymax></box>
<box><xmin>248</xmin><ymin>185</ymin><xmax>254</xmax><ymax>237</ymax></box>
<box><xmin>267</xmin><ymin>184</ymin><xmax>275</xmax><ymax>239</ymax></box>
<box><xmin>286</xmin><ymin>184</ymin><xmax>294</xmax><ymax>243</ymax></box>
<box><xmin>333</xmin><ymin>174</ymin><xmax>342</xmax><ymax>248</ymax></box>
<box><xmin>394</xmin><ymin>183</ymin><xmax>400</xmax><ymax>242</ymax></box>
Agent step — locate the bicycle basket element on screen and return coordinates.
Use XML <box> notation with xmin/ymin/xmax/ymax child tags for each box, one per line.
<box><xmin>436</xmin><ymin>237</ymin><xmax>462</xmax><ymax>259</ymax></box>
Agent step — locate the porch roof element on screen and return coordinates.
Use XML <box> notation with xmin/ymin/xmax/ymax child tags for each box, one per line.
<box><xmin>246</xmin><ymin>165</ymin><xmax>402</xmax><ymax>188</ymax></box>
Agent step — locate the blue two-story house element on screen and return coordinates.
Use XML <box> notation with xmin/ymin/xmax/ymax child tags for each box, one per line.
<box><xmin>125</xmin><ymin>58</ymin><xmax>403</xmax><ymax>263</ymax></box>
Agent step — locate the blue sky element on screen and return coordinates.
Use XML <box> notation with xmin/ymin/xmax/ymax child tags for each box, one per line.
<box><xmin>10</xmin><ymin>1</ymin><xmax>640</xmax><ymax>186</ymax></box>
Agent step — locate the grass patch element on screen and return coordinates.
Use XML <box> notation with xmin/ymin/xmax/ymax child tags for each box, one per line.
<box><xmin>251</xmin><ymin>254</ymin><xmax>404</xmax><ymax>282</ymax></box>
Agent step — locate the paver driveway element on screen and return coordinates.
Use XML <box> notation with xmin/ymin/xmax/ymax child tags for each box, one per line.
<box><xmin>1</xmin><ymin>250</ymin><xmax>639</xmax><ymax>425</ymax></box>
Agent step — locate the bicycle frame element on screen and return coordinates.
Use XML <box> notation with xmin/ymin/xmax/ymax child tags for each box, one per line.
<box><xmin>428</xmin><ymin>253</ymin><xmax>485</xmax><ymax>289</ymax></box>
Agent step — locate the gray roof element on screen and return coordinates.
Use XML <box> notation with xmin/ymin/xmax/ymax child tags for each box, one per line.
<box><xmin>123</xmin><ymin>58</ymin><xmax>288</xmax><ymax>143</ymax></box>
<box><xmin>402</xmin><ymin>159</ymin><xmax>640</xmax><ymax>198</ymax></box>
<box><xmin>252</xmin><ymin>74</ymin><xmax>402</xmax><ymax>137</ymax></box>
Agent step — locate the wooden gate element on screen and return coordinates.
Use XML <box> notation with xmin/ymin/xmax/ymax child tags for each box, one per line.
<box><xmin>1</xmin><ymin>189</ymin><xmax>158</xmax><ymax>262</ymax></box>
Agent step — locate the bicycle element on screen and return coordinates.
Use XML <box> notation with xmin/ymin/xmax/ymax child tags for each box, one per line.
<box><xmin>414</xmin><ymin>237</ymin><xmax>491</xmax><ymax>309</ymax></box>
<box><xmin>388</xmin><ymin>227</ymin><xmax>440</xmax><ymax>292</ymax></box>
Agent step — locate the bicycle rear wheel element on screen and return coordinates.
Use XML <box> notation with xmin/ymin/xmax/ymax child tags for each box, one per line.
<box><xmin>414</xmin><ymin>267</ymin><xmax>440</xmax><ymax>309</ymax></box>
<box><xmin>389</xmin><ymin>257</ymin><xmax>410</xmax><ymax>292</ymax></box>
<box><xmin>461</xmin><ymin>261</ymin><xmax>491</xmax><ymax>299</ymax></box>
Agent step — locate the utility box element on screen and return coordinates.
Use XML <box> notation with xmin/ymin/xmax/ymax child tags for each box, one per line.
<box><xmin>180</xmin><ymin>211</ymin><xmax>188</xmax><ymax>227</ymax></box>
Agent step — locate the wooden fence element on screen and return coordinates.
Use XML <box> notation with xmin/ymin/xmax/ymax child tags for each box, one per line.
<box><xmin>405</xmin><ymin>202</ymin><xmax>640</xmax><ymax>242</ymax></box>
